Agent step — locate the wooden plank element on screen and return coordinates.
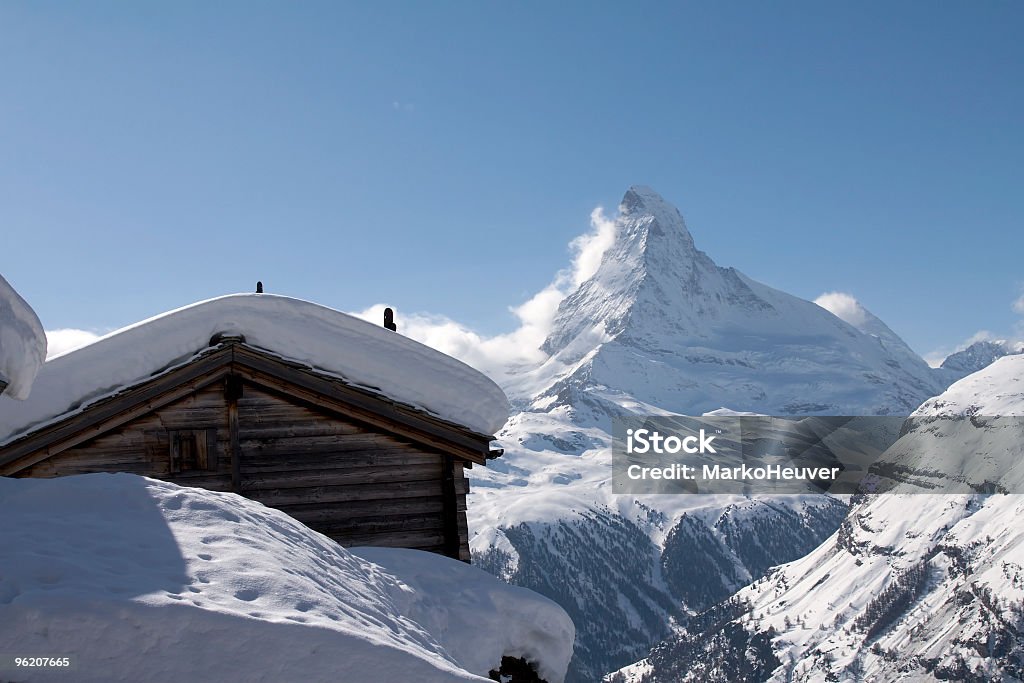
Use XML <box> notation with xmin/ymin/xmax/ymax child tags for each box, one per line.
<box><xmin>237</xmin><ymin>420</ymin><xmax>362</xmax><ymax>438</ymax></box>
<box><xmin>206</xmin><ymin>429</ymin><xmax>218</xmax><ymax>471</ymax></box>
<box><xmin>240</xmin><ymin>463</ymin><xmax>442</xmax><ymax>490</ymax></box>
<box><xmin>276</xmin><ymin>496</ymin><xmax>444</xmax><ymax>523</ymax></box>
<box><xmin>229</xmin><ymin>400</ymin><xmax>241</xmax><ymax>493</ymax></box>
<box><xmin>239</xmin><ymin>449</ymin><xmax>440</xmax><ymax>472</ymax></box>
<box><xmin>164</xmin><ymin>472</ymin><xmax>234</xmax><ymax>491</ymax></box>
<box><xmin>324</xmin><ymin>531</ymin><xmax>448</xmax><ymax>549</ymax></box>
<box><xmin>238</xmin><ymin>433</ymin><xmax>412</xmax><ymax>455</ymax></box>
<box><xmin>440</xmin><ymin>454</ymin><xmax>460</xmax><ymax>559</ymax></box>
<box><xmin>244</xmin><ymin>479</ymin><xmax>446</xmax><ymax>506</ymax></box>
<box><xmin>304</xmin><ymin>512</ymin><xmax>445</xmax><ymax>535</ymax></box>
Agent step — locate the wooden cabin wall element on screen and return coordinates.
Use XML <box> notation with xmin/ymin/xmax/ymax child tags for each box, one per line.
<box><xmin>19</xmin><ymin>384</ymin><xmax>234</xmax><ymax>491</ymax></box>
<box><xmin>235</xmin><ymin>385</ymin><xmax>470</xmax><ymax>560</ymax></box>
<box><xmin>17</xmin><ymin>380</ymin><xmax>471</xmax><ymax>560</ymax></box>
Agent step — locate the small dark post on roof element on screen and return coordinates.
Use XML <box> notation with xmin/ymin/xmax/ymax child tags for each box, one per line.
<box><xmin>256</xmin><ymin>281</ymin><xmax>263</xmax><ymax>294</ymax></box>
<box><xmin>384</xmin><ymin>307</ymin><xmax>397</xmax><ymax>332</ymax></box>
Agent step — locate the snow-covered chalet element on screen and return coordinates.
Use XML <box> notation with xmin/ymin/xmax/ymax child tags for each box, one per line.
<box><xmin>0</xmin><ymin>294</ymin><xmax>510</xmax><ymax>561</ymax></box>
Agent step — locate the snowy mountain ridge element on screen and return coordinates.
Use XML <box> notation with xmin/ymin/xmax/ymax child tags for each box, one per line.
<box><xmin>609</xmin><ymin>354</ymin><xmax>1024</xmax><ymax>683</ymax></box>
<box><xmin>938</xmin><ymin>339</ymin><xmax>1024</xmax><ymax>379</ymax></box>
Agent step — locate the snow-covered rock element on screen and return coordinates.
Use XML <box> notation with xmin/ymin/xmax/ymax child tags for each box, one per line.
<box><xmin>610</xmin><ymin>353</ymin><xmax>1024</xmax><ymax>682</ymax></box>
<box><xmin>0</xmin><ymin>293</ymin><xmax>509</xmax><ymax>444</ymax></box>
<box><xmin>355</xmin><ymin>546</ymin><xmax>575</xmax><ymax>683</ymax></box>
<box><xmin>0</xmin><ymin>273</ymin><xmax>46</xmax><ymax>400</ymax></box>
<box><xmin>0</xmin><ymin>473</ymin><xmax>573</xmax><ymax>683</ymax></box>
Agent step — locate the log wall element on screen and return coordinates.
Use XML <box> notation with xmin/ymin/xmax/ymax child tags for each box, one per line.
<box><xmin>18</xmin><ymin>379</ymin><xmax>471</xmax><ymax>560</ymax></box>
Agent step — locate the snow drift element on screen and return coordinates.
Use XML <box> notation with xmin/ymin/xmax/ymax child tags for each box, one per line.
<box><xmin>0</xmin><ymin>473</ymin><xmax>573</xmax><ymax>683</ymax></box>
<box><xmin>0</xmin><ymin>274</ymin><xmax>46</xmax><ymax>400</ymax></box>
<box><xmin>0</xmin><ymin>293</ymin><xmax>509</xmax><ymax>444</ymax></box>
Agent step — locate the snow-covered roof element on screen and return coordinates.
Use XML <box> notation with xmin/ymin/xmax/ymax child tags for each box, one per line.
<box><xmin>0</xmin><ymin>274</ymin><xmax>47</xmax><ymax>400</ymax></box>
<box><xmin>0</xmin><ymin>294</ymin><xmax>509</xmax><ymax>444</ymax></box>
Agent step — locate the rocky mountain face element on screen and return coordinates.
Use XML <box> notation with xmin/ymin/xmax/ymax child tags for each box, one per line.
<box><xmin>609</xmin><ymin>354</ymin><xmax>1024</xmax><ymax>683</ymax></box>
<box><xmin>474</xmin><ymin>493</ymin><xmax>846</xmax><ymax>683</ymax></box>
<box><xmin>467</xmin><ymin>187</ymin><xmax>992</xmax><ymax>682</ymax></box>
<box><xmin>940</xmin><ymin>339</ymin><xmax>1023</xmax><ymax>378</ymax></box>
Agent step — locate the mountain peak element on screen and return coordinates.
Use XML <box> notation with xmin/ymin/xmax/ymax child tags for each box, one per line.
<box><xmin>617</xmin><ymin>186</ymin><xmax>696</xmax><ymax>253</ymax></box>
<box><xmin>621</xmin><ymin>185</ymin><xmax>670</xmax><ymax>210</ymax></box>
<box><xmin>544</xmin><ymin>184</ymin><xmax>745</xmax><ymax>360</ymax></box>
<box><xmin>940</xmin><ymin>339</ymin><xmax>1022</xmax><ymax>375</ymax></box>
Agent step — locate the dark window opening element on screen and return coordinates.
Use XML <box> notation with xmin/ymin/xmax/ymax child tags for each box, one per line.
<box><xmin>169</xmin><ymin>429</ymin><xmax>216</xmax><ymax>473</ymax></box>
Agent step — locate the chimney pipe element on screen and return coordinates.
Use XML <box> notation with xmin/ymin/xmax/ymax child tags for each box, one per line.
<box><xmin>384</xmin><ymin>307</ymin><xmax>397</xmax><ymax>332</ymax></box>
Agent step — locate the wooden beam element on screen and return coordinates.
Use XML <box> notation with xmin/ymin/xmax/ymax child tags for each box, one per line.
<box><xmin>440</xmin><ymin>454</ymin><xmax>462</xmax><ymax>561</ymax></box>
<box><xmin>228</xmin><ymin>397</ymin><xmax>241</xmax><ymax>494</ymax></box>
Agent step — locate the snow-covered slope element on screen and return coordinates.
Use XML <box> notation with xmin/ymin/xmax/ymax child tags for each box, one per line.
<box><xmin>470</xmin><ymin>411</ymin><xmax>848</xmax><ymax>682</ymax></box>
<box><xmin>0</xmin><ymin>293</ymin><xmax>508</xmax><ymax>443</ymax></box>
<box><xmin>0</xmin><ymin>273</ymin><xmax>46</xmax><ymax>400</ymax></box>
<box><xmin>611</xmin><ymin>355</ymin><xmax>1024</xmax><ymax>682</ymax></box>
<box><xmin>0</xmin><ymin>473</ymin><xmax>573</xmax><ymax>683</ymax></box>
<box><xmin>522</xmin><ymin>186</ymin><xmax>944</xmax><ymax>421</ymax></box>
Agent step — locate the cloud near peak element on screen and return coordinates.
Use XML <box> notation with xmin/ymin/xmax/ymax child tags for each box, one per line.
<box><xmin>353</xmin><ymin>206</ymin><xmax>619</xmax><ymax>382</ymax></box>
<box><xmin>813</xmin><ymin>291</ymin><xmax>868</xmax><ymax>329</ymax></box>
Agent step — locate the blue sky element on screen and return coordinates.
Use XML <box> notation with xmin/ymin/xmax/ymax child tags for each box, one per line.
<box><xmin>2</xmin><ymin>2</ymin><xmax>1022</xmax><ymax>364</ymax></box>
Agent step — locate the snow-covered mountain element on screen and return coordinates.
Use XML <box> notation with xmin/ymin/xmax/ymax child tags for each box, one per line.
<box><xmin>468</xmin><ymin>187</ymin><xmax>958</xmax><ymax>681</ymax></box>
<box><xmin>524</xmin><ymin>186</ymin><xmax>945</xmax><ymax>422</ymax></box>
<box><xmin>939</xmin><ymin>339</ymin><xmax>1023</xmax><ymax>379</ymax></box>
<box><xmin>609</xmin><ymin>354</ymin><xmax>1024</xmax><ymax>683</ymax></box>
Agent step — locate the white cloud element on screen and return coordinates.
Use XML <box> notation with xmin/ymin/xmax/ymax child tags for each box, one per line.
<box><xmin>1013</xmin><ymin>293</ymin><xmax>1024</xmax><ymax>315</ymax></box>
<box><xmin>353</xmin><ymin>206</ymin><xmax>619</xmax><ymax>381</ymax></box>
<box><xmin>569</xmin><ymin>208</ymin><xmax>617</xmax><ymax>287</ymax></box>
<box><xmin>45</xmin><ymin>329</ymin><xmax>102</xmax><ymax>359</ymax></box>
<box><xmin>813</xmin><ymin>291</ymin><xmax>867</xmax><ymax>329</ymax></box>
<box><xmin>46</xmin><ymin>329</ymin><xmax>102</xmax><ymax>360</ymax></box>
